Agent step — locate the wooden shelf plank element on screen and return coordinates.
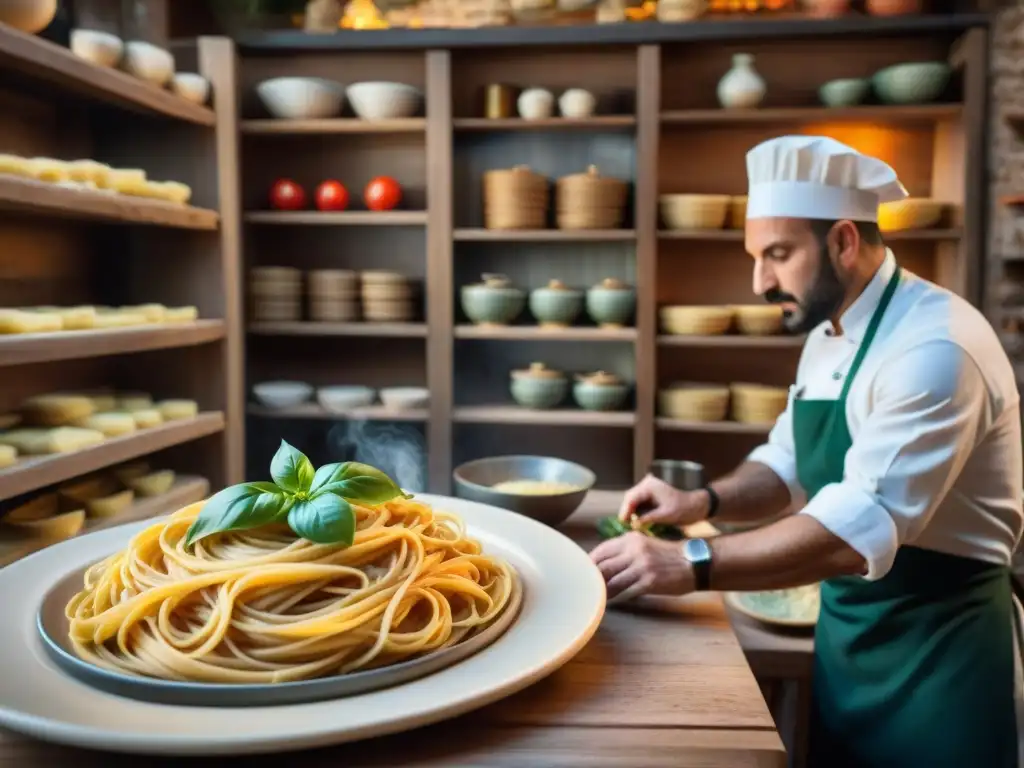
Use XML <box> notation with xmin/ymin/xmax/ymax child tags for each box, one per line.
<box><xmin>454</xmin><ymin>228</ymin><xmax>636</xmax><ymax>242</ymax></box>
<box><xmin>0</xmin><ymin>175</ymin><xmax>219</xmax><ymax>229</ymax></box>
<box><xmin>0</xmin><ymin>475</ymin><xmax>210</xmax><ymax>568</ymax></box>
<box><xmin>0</xmin><ymin>25</ymin><xmax>215</xmax><ymax>126</ymax></box>
<box><xmin>242</xmin><ymin>118</ymin><xmax>426</xmax><ymax>134</ymax></box>
<box><xmin>245</xmin><ymin>210</ymin><xmax>427</xmax><ymax>225</ymax></box>
<box><xmin>248</xmin><ymin>321</ymin><xmax>427</xmax><ymax>338</ymax></box>
<box><xmin>454</xmin><ymin>405</ymin><xmax>635</xmax><ymax>427</ymax></box>
<box><xmin>0</xmin><ymin>320</ymin><xmax>226</xmax><ymax>367</ymax></box>
<box><xmin>657</xmin><ymin>334</ymin><xmax>804</xmax><ymax>348</ymax></box>
<box><xmin>656</xmin><ymin>418</ymin><xmax>771</xmax><ymax>435</ymax></box>
<box><xmin>0</xmin><ymin>412</ymin><xmax>225</xmax><ymax>502</ymax></box>
<box><xmin>456</xmin><ymin>325</ymin><xmax>637</xmax><ymax>342</ymax></box>
<box><xmin>658</xmin><ymin>228</ymin><xmax>962</xmax><ymax>241</ymax></box>
<box><xmin>453</xmin><ymin>116</ymin><xmax>635</xmax><ymax>131</ymax></box>
<box><xmin>248</xmin><ymin>404</ymin><xmax>427</xmax><ymax>422</ymax></box>
<box><xmin>661</xmin><ymin>104</ymin><xmax>961</xmax><ymax>125</ymax></box>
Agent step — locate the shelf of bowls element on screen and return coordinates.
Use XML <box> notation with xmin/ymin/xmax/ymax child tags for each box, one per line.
<box><xmin>252</xmin><ymin>380</ymin><xmax>430</xmax><ymax>418</ymax></box>
<box><xmin>250</xmin><ymin>266</ymin><xmax>418</xmax><ymax>324</ymax></box>
<box><xmin>255</xmin><ymin>76</ymin><xmax>422</xmax><ymax>123</ymax></box>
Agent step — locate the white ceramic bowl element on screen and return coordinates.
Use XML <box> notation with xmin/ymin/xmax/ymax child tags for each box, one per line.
<box><xmin>346</xmin><ymin>82</ymin><xmax>421</xmax><ymax>120</ymax></box>
<box><xmin>122</xmin><ymin>41</ymin><xmax>175</xmax><ymax>87</ymax></box>
<box><xmin>317</xmin><ymin>385</ymin><xmax>375</xmax><ymax>413</ymax></box>
<box><xmin>379</xmin><ymin>386</ymin><xmax>429</xmax><ymax>411</ymax></box>
<box><xmin>257</xmin><ymin>77</ymin><xmax>345</xmax><ymax>120</ymax></box>
<box><xmin>171</xmin><ymin>72</ymin><xmax>210</xmax><ymax>105</ymax></box>
<box><xmin>253</xmin><ymin>381</ymin><xmax>314</xmax><ymax>409</ymax></box>
<box><xmin>69</xmin><ymin>29</ymin><xmax>123</xmax><ymax>68</ymax></box>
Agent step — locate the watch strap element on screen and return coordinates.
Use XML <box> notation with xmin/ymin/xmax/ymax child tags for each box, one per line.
<box><xmin>704</xmin><ymin>485</ymin><xmax>720</xmax><ymax>520</ymax></box>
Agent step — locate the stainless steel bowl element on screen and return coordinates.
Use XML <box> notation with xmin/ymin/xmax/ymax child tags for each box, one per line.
<box><xmin>452</xmin><ymin>455</ymin><xmax>596</xmax><ymax>528</ymax></box>
<box><xmin>649</xmin><ymin>459</ymin><xmax>705</xmax><ymax>490</ymax></box>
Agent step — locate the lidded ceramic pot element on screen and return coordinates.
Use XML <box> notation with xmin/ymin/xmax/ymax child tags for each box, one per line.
<box><xmin>586</xmin><ymin>277</ymin><xmax>636</xmax><ymax>328</ymax></box>
<box><xmin>510</xmin><ymin>362</ymin><xmax>568</xmax><ymax>409</ymax></box>
<box><xmin>517</xmin><ymin>87</ymin><xmax>555</xmax><ymax>119</ymax></box>
<box><xmin>460</xmin><ymin>273</ymin><xmax>525</xmax><ymax>326</ymax></box>
<box><xmin>717</xmin><ymin>53</ymin><xmax>766</xmax><ymax>109</ymax></box>
<box><xmin>529</xmin><ymin>279</ymin><xmax>584</xmax><ymax>328</ymax></box>
<box><xmin>573</xmin><ymin>370</ymin><xmax>629</xmax><ymax>412</ymax></box>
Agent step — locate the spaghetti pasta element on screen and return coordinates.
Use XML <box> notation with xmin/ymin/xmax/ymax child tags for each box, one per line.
<box><xmin>64</xmin><ymin>496</ymin><xmax>517</xmax><ymax>684</ymax></box>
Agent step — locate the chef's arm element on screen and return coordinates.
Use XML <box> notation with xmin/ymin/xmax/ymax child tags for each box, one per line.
<box><xmin>704</xmin><ymin>460</ymin><xmax>793</xmax><ymax>525</ymax></box>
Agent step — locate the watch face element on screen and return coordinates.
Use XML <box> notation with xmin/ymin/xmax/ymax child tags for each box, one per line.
<box><xmin>683</xmin><ymin>537</ymin><xmax>712</xmax><ymax>563</ymax></box>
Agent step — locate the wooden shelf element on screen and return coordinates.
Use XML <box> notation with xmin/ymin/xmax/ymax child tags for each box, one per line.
<box><xmin>0</xmin><ymin>175</ymin><xmax>219</xmax><ymax>229</ymax></box>
<box><xmin>248</xmin><ymin>404</ymin><xmax>427</xmax><ymax>422</ymax></box>
<box><xmin>0</xmin><ymin>475</ymin><xmax>210</xmax><ymax>568</ymax></box>
<box><xmin>454</xmin><ymin>405</ymin><xmax>635</xmax><ymax>427</ymax></box>
<box><xmin>0</xmin><ymin>412</ymin><xmax>225</xmax><ymax>502</ymax></box>
<box><xmin>245</xmin><ymin>210</ymin><xmax>428</xmax><ymax>225</ymax></box>
<box><xmin>0</xmin><ymin>25</ymin><xmax>215</xmax><ymax>126</ymax></box>
<box><xmin>456</xmin><ymin>325</ymin><xmax>637</xmax><ymax>342</ymax></box>
<box><xmin>658</xmin><ymin>228</ymin><xmax>961</xmax><ymax>241</ymax></box>
<box><xmin>657</xmin><ymin>334</ymin><xmax>804</xmax><ymax>348</ymax></box>
<box><xmin>454</xmin><ymin>228</ymin><xmax>635</xmax><ymax>242</ymax></box>
<box><xmin>656</xmin><ymin>418</ymin><xmax>772</xmax><ymax>435</ymax></box>
<box><xmin>0</xmin><ymin>320</ymin><xmax>226</xmax><ymax>368</ymax></box>
<box><xmin>241</xmin><ymin>118</ymin><xmax>426</xmax><ymax>134</ymax></box>
<box><xmin>1001</xmin><ymin>195</ymin><xmax>1024</xmax><ymax>208</ymax></box>
<box><xmin>661</xmin><ymin>104</ymin><xmax>961</xmax><ymax>125</ymax></box>
<box><xmin>248</xmin><ymin>321</ymin><xmax>427</xmax><ymax>338</ymax></box>
<box><xmin>453</xmin><ymin>116</ymin><xmax>635</xmax><ymax>131</ymax></box>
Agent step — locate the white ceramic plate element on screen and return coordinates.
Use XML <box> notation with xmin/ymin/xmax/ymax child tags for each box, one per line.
<box><xmin>0</xmin><ymin>493</ymin><xmax>606</xmax><ymax>756</ymax></box>
<box><xmin>723</xmin><ymin>584</ymin><xmax>820</xmax><ymax>629</ymax></box>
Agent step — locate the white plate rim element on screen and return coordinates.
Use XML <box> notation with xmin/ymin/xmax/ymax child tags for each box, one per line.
<box><xmin>0</xmin><ymin>492</ymin><xmax>606</xmax><ymax>755</ymax></box>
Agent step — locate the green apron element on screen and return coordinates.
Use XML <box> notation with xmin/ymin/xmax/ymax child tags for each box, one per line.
<box><xmin>795</xmin><ymin>265</ymin><xmax>1019</xmax><ymax>768</ymax></box>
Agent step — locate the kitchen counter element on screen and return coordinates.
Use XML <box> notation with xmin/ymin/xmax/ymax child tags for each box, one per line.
<box><xmin>0</xmin><ymin>491</ymin><xmax>786</xmax><ymax>767</ymax></box>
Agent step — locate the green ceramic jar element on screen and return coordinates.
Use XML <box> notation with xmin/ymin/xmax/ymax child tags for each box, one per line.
<box><xmin>529</xmin><ymin>279</ymin><xmax>583</xmax><ymax>327</ymax></box>
<box><xmin>586</xmin><ymin>277</ymin><xmax>636</xmax><ymax>328</ymax></box>
<box><xmin>460</xmin><ymin>273</ymin><xmax>525</xmax><ymax>325</ymax></box>
<box><xmin>573</xmin><ymin>370</ymin><xmax>629</xmax><ymax>412</ymax></box>
<box><xmin>510</xmin><ymin>362</ymin><xmax>568</xmax><ymax>409</ymax></box>
<box><xmin>818</xmin><ymin>78</ymin><xmax>869</xmax><ymax>107</ymax></box>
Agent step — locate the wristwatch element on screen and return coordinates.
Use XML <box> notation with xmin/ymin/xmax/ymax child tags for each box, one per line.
<box><xmin>681</xmin><ymin>538</ymin><xmax>713</xmax><ymax>591</ymax></box>
<box><xmin>703</xmin><ymin>485</ymin><xmax>720</xmax><ymax>520</ymax></box>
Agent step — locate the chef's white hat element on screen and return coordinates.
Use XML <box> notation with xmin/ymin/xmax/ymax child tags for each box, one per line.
<box><xmin>745</xmin><ymin>135</ymin><xmax>908</xmax><ymax>222</ymax></box>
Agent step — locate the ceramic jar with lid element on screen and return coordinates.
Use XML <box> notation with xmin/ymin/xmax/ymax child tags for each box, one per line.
<box><xmin>573</xmin><ymin>371</ymin><xmax>629</xmax><ymax>412</ymax></box>
<box><xmin>510</xmin><ymin>362</ymin><xmax>568</xmax><ymax>409</ymax></box>
<box><xmin>586</xmin><ymin>278</ymin><xmax>636</xmax><ymax>328</ymax></box>
<box><xmin>529</xmin><ymin>279</ymin><xmax>584</xmax><ymax>328</ymax></box>
<box><xmin>517</xmin><ymin>87</ymin><xmax>555</xmax><ymax>119</ymax></box>
<box><xmin>555</xmin><ymin>165</ymin><xmax>628</xmax><ymax>230</ymax></box>
<box><xmin>558</xmin><ymin>88</ymin><xmax>596</xmax><ymax>118</ymax></box>
<box><xmin>717</xmin><ymin>53</ymin><xmax>766</xmax><ymax>109</ymax></box>
<box><xmin>460</xmin><ymin>274</ymin><xmax>525</xmax><ymax>326</ymax></box>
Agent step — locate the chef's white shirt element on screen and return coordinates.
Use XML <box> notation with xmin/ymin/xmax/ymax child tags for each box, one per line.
<box><xmin>748</xmin><ymin>249</ymin><xmax>1024</xmax><ymax>580</ymax></box>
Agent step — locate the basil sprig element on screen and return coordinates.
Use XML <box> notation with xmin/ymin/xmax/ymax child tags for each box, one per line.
<box><xmin>184</xmin><ymin>440</ymin><xmax>410</xmax><ymax>548</ymax></box>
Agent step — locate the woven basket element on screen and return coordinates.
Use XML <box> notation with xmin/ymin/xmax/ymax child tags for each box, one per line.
<box><xmin>310</xmin><ymin>299</ymin><xmax>360</xmax><ymax>323</ymax></box>
<box><xmin>660</xmin><ymin>305</ymin><xmax>734</xmax><ymax>336</ymax></box>
<box><xmin>659</xmin><ymin>383</ymin><xmax>731</xmax><ymax>422</ymax></box>
<box><xmin>732</xmin><ymin>305</ymin><xmax>784</xmax><ymax>335</ymax></box>
<box><xmin>659</xmin><ymin>194</ymin><xmax>730</xmax><ymax>230</ymax></box>
<box><xmin>252</xmin><ymin>297</ymin><xmax>301</xmax><ymax>322</ymax></box>
<box><xmin>730</xmin><ymin>383</ymin><xmax>788</xmax><ymax>425</ymax></box>
<box><xmin>308</xmin><ymin>269</ymin><xmax>357</xmax><ymax>294</ymax></box>
<box><xmin>728</xmin><ymin>196</ymin><xmax>747</xmax><ymax>229</ymax></box>
<box><xmin>484</xmin><ymin>165</ymin><xmax>549</xmax><ymax>229</ymax></box>
<box><xmin>250</xmin><ymin>266</ymin><xmax>302</xmax><ymax>300</ymax></box>
<box><xmin>876</xmin><ymin>198</ymin><xmax>943</xmax><ymax>232</ymax></box>
<box><xmin>555</xmin><ymin>165</ymin><xmax>628</xmax><ymax>230</ymax></box>
<box><xmin>363</xmin><ymin>299</ymin><xmax>415</xmax><ymax>322</ymax></box>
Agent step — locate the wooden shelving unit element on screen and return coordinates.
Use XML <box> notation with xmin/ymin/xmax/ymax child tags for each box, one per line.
<box><xmin>226</xmin><ymin>18</ymin><xmax>987</xmax><ymax>494</ymax></box>
<box><xmin>0</xmin><ymin>32</ymin><xmax>243</xmax><ymax>524</ymax></box>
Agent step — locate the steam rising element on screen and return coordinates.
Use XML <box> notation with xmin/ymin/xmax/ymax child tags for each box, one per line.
<box><xmin>326</xmin><ymin>420</ymin><xmax>427</xmax><ymax>493</ymax></box>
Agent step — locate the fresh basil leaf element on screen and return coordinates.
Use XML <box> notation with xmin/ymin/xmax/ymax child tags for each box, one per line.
<box><xmin>310</xmin><ymin>461</ymin><xmax>409</xmax><ymax>504</ymax></box>
<box><xmin>288</xmin><ymin>493</ymin><xmax>355</xmax><ymax>546</ymax></box>
<box><xmin>248</xmin><ymin>480</ymin><xmax>283</xmax><ymax>494</ymax></box>
<box><xmin>269</xmin><ymin>440</ymin><xmax>315</xmax><ymax>495</ymax></box>
<box><xmin>185</xmin><ymin>483</ymin><xmax>288</xmax><ymax>547</ymax></box>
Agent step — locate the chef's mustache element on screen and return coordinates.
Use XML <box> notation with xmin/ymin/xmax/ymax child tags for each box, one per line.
<box><xmin>764</xmin><ymin>288</ymin><xmax>798</xmax><ymax>305</ymax></box>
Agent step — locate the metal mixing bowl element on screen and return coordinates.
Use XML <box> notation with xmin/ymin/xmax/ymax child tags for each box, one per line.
<box><xmin>452</xmin><ymin>455</ymin><xmax>596</xmax><ymax>528</ymax></box>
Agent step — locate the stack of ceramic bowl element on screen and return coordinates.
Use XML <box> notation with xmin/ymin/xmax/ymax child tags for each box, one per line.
<box><xmin>308</xmin><ymin>269</ymin><xmax>359</xmax><ymax>322</ymax></box>
<box><xmin>529</xmin><ymin>279</ymin><xmax>583</xmax><ymax>328</ymax></box>
<box><xmin>510</xmin><ymin>362</ymin><xmax>568</xmax><ymax>410</ymax></box>
<box><xmin>361</xmin><ymin>271</ymin><xmax>415</xmax><ymax>323</ymax></box>
<box><xmin>250</xmin><ymin>266</ymin><xmax>301</xmax><ymax>322</ymax></box>
<box><xmin>461</xmin><ymin>274</ymin><xmax>525</xmax><ymax>326</ymax></box>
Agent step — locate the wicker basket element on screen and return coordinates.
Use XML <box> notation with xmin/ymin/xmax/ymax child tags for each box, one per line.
<box><xmin>251</xmin><ymin>297</ymin><xmax>301</xmax><ymax>322</ymax></box>
<box><xmin>728</xmin><ymin>195</ymin><xmax>747</xmax><ymax>229</ymax></box>
<box><xmin>659</xmin><ymin>194</ymin><xmax>730</xmax><ymax>230</ymax></box>
<box><xmin>732</xmin><ymin>305</ymin><xmax>784</xmax><ymax>335</ymax></box>
<box><xmin>555</xmin><ymin>165</ymin><xmax>628</xmax><ymax>230</ymax></box>
<box><xmin>659</xmin><ymin>383</ymin><xmax>731</xmax><ymax>422</ymax></box>
<box><xmin>876</xmin><ymin>198</ymin><xmax>943</xmax><ymax>232</ymax></box>
<box><xmin>730</xmin><ymin>383</ymin><xmax>788</xmax><ymax>425</ymax></box>
<box><xmin>250</xmin><ymin>266</ymin><xmax>302</xmax><ymax>301</ymax></box>
<box><xmin>483</xmin><ymin>165</ymin><xmax>549</xmax><ymax>230</ymax></box>
<box><xmin>308</xmin><ymin>269</ymin><xmax>358</xmax><ymax>299</ymax></box>
<box><xmin>310</xmin><ymin>299</ymin><xmax>360</xmax><ymax>322</ymax></box>
<box><xmin>660</xmin><ymin>305</ymin><xmax>734</xmax><ymax>336</ymax></box>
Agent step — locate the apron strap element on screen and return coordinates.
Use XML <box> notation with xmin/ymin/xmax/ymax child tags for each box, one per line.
<box><xmin>838</xmin><ymin>265</ymin><xmax>902</xmax><ymax>402</ymax></box>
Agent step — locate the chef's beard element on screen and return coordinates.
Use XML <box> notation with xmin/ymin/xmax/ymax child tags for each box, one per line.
<box><xmin>765</xmin><ymin>243</ymin><xmax>845</xmax><ymax>334</ymax></box>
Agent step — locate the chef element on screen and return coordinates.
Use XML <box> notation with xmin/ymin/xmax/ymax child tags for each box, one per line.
<box><xmin>590</xmin><ymin>135</ymin><xmax>1024</xmax><ymax>767</ymax></box>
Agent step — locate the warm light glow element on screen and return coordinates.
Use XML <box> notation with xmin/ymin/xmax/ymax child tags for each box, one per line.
<box><xmin>341</xmin><ymin>0</ymin><xmax>389</xmax><ymax>28</ymax></box>
<box><xmin>799</xmin><ymin>123</ymin><xmax>903</xmax><ymax>166</ymax></box>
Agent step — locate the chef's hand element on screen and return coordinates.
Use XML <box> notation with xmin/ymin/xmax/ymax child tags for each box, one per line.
<box><xmin>590</xmin><ymin>532</ymin><xmax>694</xmax><ymax>601</ymax></box>
<box><xmin>618</xmin><ymin>474</ymin><xmax>710</xmax><ymax>526</ymax></box>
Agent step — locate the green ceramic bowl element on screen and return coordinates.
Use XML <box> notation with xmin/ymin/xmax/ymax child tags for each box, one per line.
<box><xmin>573</xmin><ymin>381</ymin><xmax>629</xmax><ymax>412</ymax></box>
<box><xmin>818</xmin><ymin>78</ymin><xmax>869</xmax><ymax>107</ymax></box>
<box><xmin>872</xmin><ymin>61</ymin><xmax>950</xmax><ymax>105</ymax></box>
<box><xmin>586</xmin><ymin>280</ymin><xmax>636</xmax><ymax>328</ymax></box>
<box><xmin>510</xmin><ymin>363</ymin><xmax>568</xmax><ymax>409</ymax></box>
<box><xmin>460</xmin><ymin>274</ymin><xmax>525</xmax><ymax>325</ymax></box>
<box><xmin>529</xmin><ymin>280</ymin><xmax>583</xmax><ymax>327</ymax></box>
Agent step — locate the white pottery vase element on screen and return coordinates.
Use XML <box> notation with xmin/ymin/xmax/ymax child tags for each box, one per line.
<box><xmin>716</xmin><ymin>53</ymin><xmax>766</xmax><ymax>109</ymax></box>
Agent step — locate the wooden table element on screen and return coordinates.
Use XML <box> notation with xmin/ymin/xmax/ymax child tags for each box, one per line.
<box><xmin>0</xmin><ymin>494</ymin><xmax>787</xmax><ymax>767</ymax></box>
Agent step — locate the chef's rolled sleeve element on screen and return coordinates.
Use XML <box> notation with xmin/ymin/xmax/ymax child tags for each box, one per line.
<box><xmin>801</xmin><ymin>339</ymin><xmax>989</xmax><ymax>580</ymax></box>
<box><xmin>747</xmin><ymin>387</ymin><xmax>804</xmax><ymax>504</ymax></box>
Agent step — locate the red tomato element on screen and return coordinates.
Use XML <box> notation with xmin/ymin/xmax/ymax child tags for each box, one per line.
<box><xmin>364</xmin><ymin>176</ymin><xmax>402</xmax><ymax>211</ymax></box>
<box><xmin>269</xmin><ymin>178</ymin><xmax>306</xmax><ymax>211</ymax></box>
<box><xmin>315</xmin><ymin>180</ymin><xmax>349</xmax><ymax>212</ymax></box>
